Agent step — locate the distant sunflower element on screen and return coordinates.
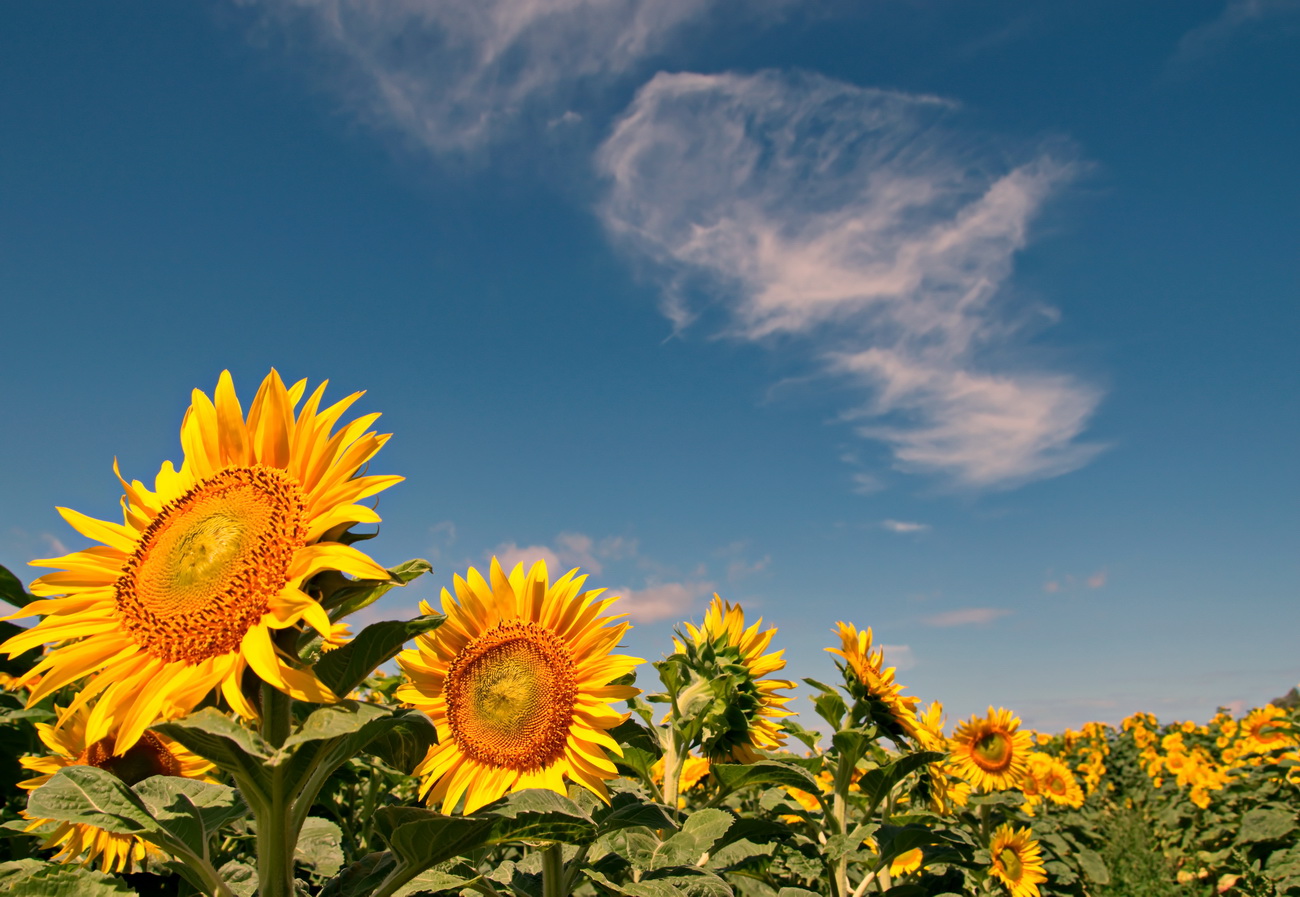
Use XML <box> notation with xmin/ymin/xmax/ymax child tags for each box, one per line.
<box><xmin>950</xmin><ymin>707</ymin><xmax>1031</xmax><ymax>792</ymax></box>
<box><xmin>2</xmin><ymin>371</ymin><xmax>400</xmax><ymax>752</ymax></box>
<box><xmin>675</xmin><ymin>596</ymin><xmax>795</xmax><ymax>762</ymax></box>
<box><xmin>397</xmin><ymin>559</ymin><xmax>642</xmax><ymax>814</ymax></box>
<box><xmin>826</xmin><ymin>622</ymin><xmax>919</xmax><ymax>741</ymax></box>
<box><xmin>1240</xmin><ymin>705</ymin><xmax>1294</xmax><ymax>755</ymax></box>
<box><xmin>890</xmin><ymin>846</ymin><xmax>925</xmax><ymax>877</ymax></box>
<box><xmin>1039</xmin><ymin>755</ymin><xmax>1085</xmax><ymax>808</ymax></box>
<box><xmin>20</xmin><ymin>705</ymin><xmax>213</xmax><ymax>872</ymax></box>
<box><xmin>988</xmin><ymin>824</ymin><xmax>1047</xmax><ymax>897</ymax></box>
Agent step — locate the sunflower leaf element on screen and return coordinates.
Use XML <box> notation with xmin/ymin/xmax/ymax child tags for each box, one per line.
<box><xmin>321</xmin><ymin>559</ymin><xmax>433</xmax><ymax>619</ymax></box>
<box><xmin>25</xmin><ymin>766</ymin><xmax>158</xmax><ymax>836</ymax></box>
<box><xmin>318</xmin><ymin>852</ymin><xmax>397</xmax><ymax>897</ymax></box>
<box><xmin>711</xmin><ymin>760</ymin><xmax>819</xmax><ymax>797</ymax></box>
<box><xmin>594</xmin><ymin>791</ymin><xmax>679</xmax><ymax>836</ymax></box>
<box><xmin>134</xmin><ymin>775</ymin><xmax>246</xmax><ymax>857</ymax></box>
<box><xmin>296</xmin><ymin>817</ymin><xmax>345</xmax><ymax>879</ymax></box>
<box><xmin>857</xmin><ymin>751</ymin><xmax>945</xmax><ymax>812</ymax></box>
<box><xmin>0</xmin><ymin>859</ymin><xmax>136</xmax><ymax>897</ymax></box>
<box><xmin>314</xmin><ymin>614</ymin><xmax>445</xmax><ymax>699</ymax></box>
<box><xmin>378</xmin><ymin>796</ymin><xmax>597</xmax><ymax>870</ymax></box>
<box><xmin>0</xmin><ymin>564</ymin><xmax>35</xmax><ymax>610</ymax></box>
<box><xmin>152</xmin><ymin>709</ymin><xmax>274</xmax><ymax>802</ymax></box>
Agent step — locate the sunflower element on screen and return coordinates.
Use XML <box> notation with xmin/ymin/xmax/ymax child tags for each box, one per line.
<box><xmin>396</xmin><ymin>558</ymin><xmax>642</xmax><ymax>814</ymax></box>
<box><xmin>1240</xmin><ymin>705</ymin><xmax>1295</xmax><ymax>755</ymax></box>
<box><xmin>20</xmin><ymin>704</ymin><xmax>213</xmax><ymax>872</ymax></box>
<box><xmin>826</xmin><ymin>622</ymin><xmax>919</xmax><ymax>741</ymax></box>
<box><xmin>1036</xmin><ymin>754</ymin><xmax>1084</xmax><ymax>808</ymax></box>
<box><xmin>950</xmin><ymin>707</ymin><xmax>1032</xmax><ymax>792</ymax></box>
<box><xmin>674</xmin><ymin>596</ymin><xmax>795</xmax><ymax>762</ymax></box>
<box><xmin>988</xmin><ymin>824</ymin><xmax>1047</xmax><ymax>897</ymax></box>
<box><xmin>2</xmin><ymin>370</ymin><xmax>400</xmax><ymax>752</ymax></box>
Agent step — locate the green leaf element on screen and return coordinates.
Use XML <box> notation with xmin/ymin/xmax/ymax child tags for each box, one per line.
<box><xmin>281</xmin><ymin>700</ymin><xmax>395</xmax><ymax>750</ymax></box>
<box><xmin>25</xmin><ymin>766</ymin><xmax>157</xmax><ymax>835</ymax></box>
<box><xmin>0</xmin><ymin>861</ymin><xmax>135</xmax><ymax>897</ymax></box>
<box><xmin>711</xmin><ymin>760</ymin><xmax>819</xmax><ymax>796</ymax></box>
<box><xmin>812</xmin><ymin>693</ymin><xmax>847</xmax><ymax>730</ymax></box>
<box><xmin>857</xmin><ymin>751</ymin><xmax>944</xmax><ymax>810</ymax></box>
<box><xmin>594</xmin><ymin>792</ymin><xmax>678</xmax><ymax>836</ymax></box>
<box><xmin>391</xmin><ymin>863</ymin><xmax>482</xmax><ymax>897</ymax></box>
<box><xmin>648</xmin><ymin>809</ymin><xmax>733</xmax><ymax>870</ymax></box>
<box><xmin>0</xmin><ymin>564</ymin><xmax>34</xmax><ymax>610</ymax></box>
<box><xmin>324</xmin><ymin>559</ymin><xmax>433</xmax><ymax>619</ymax></box>
<box><xmin>319</xmin><ymin>852</ymin><xmax>397</xmax><ymax>897</ymax></box>
<box><xmin>776</xmin><ymin>889</ymin><xmax>821</xmax><ymax>897</ymax></box>
<box><xmin>296</xmin><ymin>817</ymin><xmax>345</xmax><ymax>879</ymax></box>
<box><xmin>1237</xmin><ymin>807</ymin><xmax>1297</xmax><ymax>844</ymax></box>
<box><xmin>363</xmin><ymin>710</ymin><xmax>438</xmax><ymax>774</ymax></box>
<box><xmin>379</xmin><ymin>790</ymin><xmax>596</xmax><ymax>870</ymax></box>
<box><xmin>613</xmin><ymin>745</ymin><xmax>659</xmax><ymax>783</ymax></box>
<box><xmin>1075</xmin><ymin>847</ymin><xmax>1110</xmax><ymax>885</ymax></box>
<box><xmin>219</xmin><ymin>861</ymin><xmax>258</xmax><ymax>897</ymax></box>
<box><xmin>314</xmin><ymin>614</ymin><xmax>445</xmax><ymax>699</ymax></box>
<box><xmin>152</xmin><ymin>709</ymin><xmax>274</xmax><ymax>800</ymax></box>
<box><xmin>134</xmin><ymin>775</ymin><xmax>245</xmax><ymax>857</ymax></box>
<box><xmin>608</xmin><ymin>718</ymin><xmax>662</xmax><ymax>757</ymax></box>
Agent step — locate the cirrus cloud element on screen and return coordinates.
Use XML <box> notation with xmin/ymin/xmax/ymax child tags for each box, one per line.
<box><xmin>597</xmin><ymin>70</ymin><xmax>1106</xmax><ymax>489</ymax></box>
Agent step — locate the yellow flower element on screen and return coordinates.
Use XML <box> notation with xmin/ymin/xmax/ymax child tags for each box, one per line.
<box><xmin>826</xmin><ymin>622</ymin><xmax>919</xmax><ymax>740</ymax></box>
<box><xmin>2</xmin><ymin>371</ymin><xmax>400</xmax><ymax>752</ymax></box>
<box><xmin>988</xmin><ymin>824</ymin><xmax>1047</xmax><ymax>897</ymax></box>
<box><xmin>19</xmin><ymin>704</ymin><xmax>213</xmax><ymax>872</ymax></box>
<box><xmin>950</xmin><ymin>707</ymin><xmax>1031</xmax><ymax>792</ymax></box>
<box><xmin>1036</xmin><ymin>754</ymin><xmax>1084</xmax><ymax>808</ymax></box>
<box><xmin>890</xmin><ymin>846</ymin><xmax>925</xmax><ymax>876</ymax></box>
<box><xmin>397</xmin><ymin>559</ymin><xmax>642</xmax><ymax>813</ymax></box>
<box><xmin>1239</xmin><ymin>705</ymin><xmax>1295</xmax><ymax>755</ymax></box>
<box><xmin>675</xmin><ymin>596</ymin><xmax>795</xmax><ymax>762</ymax></box>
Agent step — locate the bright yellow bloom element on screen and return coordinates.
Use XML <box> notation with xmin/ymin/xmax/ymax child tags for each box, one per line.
<box><xmin>950</xmin><ymin>707</ymin><xmax>1031</xmax><ymax>792</ymax></box>
<box><xmin>397</xmin><ymin>559</ymin><xmax>642</xmax><ymax>814</ymax></box>
<box><xmin>675</xmin><ymin>596</ymin><xmax>795</xmax><ymax>762</ymax></box>
<box><xmin>826</xmin><ymin>622</ymin><xmax>919</xmax><ymax>740</ymax></box>
<box><xmin>1036</xmin><ymin>754</ymin><xmax>1084</xmax><ymax>808</ymax></box>
<box><xmin>2</xmin><ymin>371</ymin><xmax>400</xmax><ymax>752</ymax></box>
<box><xmin>890</xmin><ymin>847</ymin><xmax>924</xmax><ymax>876</ymax></box>
<box><xmin>1239</xmin><ymin>705</ymin><xmax>1295</xmax><ymax>755</ymax></box>
<box><xmin>19</xmin><ymin>704</ymin><xmax>213</xmax><ymax>872</ymax></box>
<box><xmin>988</xmin><ymin>824</ymin><xmax>1047</xmax><ymax>897</ymax></box>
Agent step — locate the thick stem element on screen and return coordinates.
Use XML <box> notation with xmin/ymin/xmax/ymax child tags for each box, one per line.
<box><xmin>257</xmin><ymin>683</ymin><xmax>294</xmax><ymax>897</ymax></box>
<box><xmin>831</xmin><ymin>760</ymin><xmax>850</xmax><ymax>897</ymax></box>
<box><xmin>541</xmin><ymin>843</ymin><xmax>567</xmax><ymax>897</ymax></box>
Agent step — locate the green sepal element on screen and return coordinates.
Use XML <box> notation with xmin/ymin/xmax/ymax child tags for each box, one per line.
<box><xmin>318</xmin><ymin>559</ymin><xmax>433</xmax><ymax>618</ymax></box>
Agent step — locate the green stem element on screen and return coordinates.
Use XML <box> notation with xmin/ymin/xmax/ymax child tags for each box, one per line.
<box><xmin>257</xmin><ymin>683</ymin><xmax>294</xmax><ymax>897</ymax></box>
<box><xmin>831</xmin><ymin>755</ymin><xmax>851</xmax><ymax>897</ymax></box>
<box><xmin>541</xmin><ymin>843</ymin><xmax>567</xmax><ymax>897</ymax></box>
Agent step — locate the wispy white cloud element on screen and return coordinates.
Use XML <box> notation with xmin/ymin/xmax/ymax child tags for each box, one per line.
<box><xmin>1086</xmin><ymin>569</ymin><xmax>1107</xmax><ymax>589</ymax></box>
<box><xmin>615</xmin><ymin>579</ymin><xmax>714</xmax><ymax>622</ymax></box>
<box><xmin>597</xmin><ymin>70</ymin><xmax>1105</xmax><ymax>489</ymax></box>
<box><xmin>1043</xmin><ymin>568</ymin><xmax>1107</xmax><ymax>593</ymax></box>
<box><xmin>921</xmin><ymin>607</ymin><xmax>1010</xmax><ymax>627</ymax></box>
<box><xmin>882</xmin><ymin>643</ymin><xmax>916</xmax><ymax>671</ymax></box>
<box><xmin>493</xmin><ymin>531</ymin><xmax>638</xmax><ymax>576</ymax></box>
<box><xmin>881</xmin><ymin>519</ymin><xmax>930</xmax><ymax>534</ymax></box>
<box><xmin>241</xmin><ymin>0</ymin><xmax>778</xmax><ymax>154</ymax></box>
<box><xmin>1170</xmin><ymin>0</ymin><xmax>1300</xmax><ymax>70</ymax></box>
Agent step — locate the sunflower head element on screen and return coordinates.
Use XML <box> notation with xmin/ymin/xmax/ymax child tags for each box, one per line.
<box><xmin>825</xmin><ymin>622</ymin><xmax>920</xmax><ymax>742</ymax></box>
<box><xmin>988</xmin><ymin>824</ymin><xmax>1047</xmax><ymax>897</ymax></box>
<box><xmin>669</xmin><ymin>595</ymin><xmax>795</xmax><ymax>763</ymax></box>
<box><xmin>1031</xmin><ymin>753</ymin><xmax>1084</xmax><ymax>808</ymax></box>
<box><xmin>2</xmin><ymin>370</ymin><xmax>401</xmax><ymax>753</ymax></box>
<box><xmin>19</xmin><ymin>705</ymin><xmax>213</xmax><ymax>873</ymax></box>
<box><xmin>950</xmin><ymin>707</ymin><xmax>1032</xmax><ymax>792</ymax></box>
<box><xmin>396</xmin><ymin>558</ymin><xmax>643</xmax><ymax>814</ymax></box>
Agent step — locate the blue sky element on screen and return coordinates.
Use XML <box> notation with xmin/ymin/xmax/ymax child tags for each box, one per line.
<box><xmin>1</xmin><ymin>0</ymin><xmax>1297</xmax><ymax>734</ymax></box>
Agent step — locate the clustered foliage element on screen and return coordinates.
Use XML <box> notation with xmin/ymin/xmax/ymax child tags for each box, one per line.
<box><xmin>0</xmin><ymin>372</ymin><xmax>1296</xmax><ymax>897</ymax></box>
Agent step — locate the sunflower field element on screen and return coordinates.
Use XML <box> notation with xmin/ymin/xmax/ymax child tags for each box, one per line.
<box><xmin>1</xmin><ymin>371</ymin><xmax>1297</xmax><ymax>897</ymax></box>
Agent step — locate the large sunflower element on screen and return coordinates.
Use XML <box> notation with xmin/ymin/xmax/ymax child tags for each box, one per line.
<box><xmin>20</xmin><ymin>704</ymin><xmax>213</xmax><ymax>872</ymax></box>
<box><xmin>396</xmin><ymin>558</ymin><xmax>643</xmax><ymax>814</ymax></box>
<box><xmin>950</xmin><ymin>707</ymin><xmax>1032</xmax><ymax>792</ymax></box>
<box><xmin>826</xmin><ymin>621</ymin><xmax>920</xmax><ymax>741</ymax></box>
<box><xmin>988</xmin><ymin>824</ymin><xmax>1047</xmax><ymax>897</ymax></box>
<box><xmin>675</xmin><ymin>596</ymin><xmax>795</xmax><ymax>762</ymax></box>
<box><xmin>2</xmin><ymin>370</ymin><xmax>400</xmax><ymax>752</ymax></box>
